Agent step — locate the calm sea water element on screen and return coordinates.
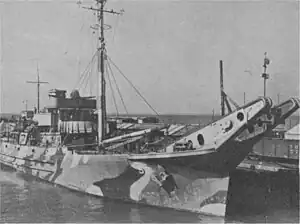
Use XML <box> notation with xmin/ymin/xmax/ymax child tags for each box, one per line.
<box><xmin>0</xmin><ymin>114</ymin><xmax>299</xmax><ymax>223</ymax></box>
<box><xmin>0</xmin><ymin>166</ymin><xmax>299</xmax><ymax>223</ymax></box>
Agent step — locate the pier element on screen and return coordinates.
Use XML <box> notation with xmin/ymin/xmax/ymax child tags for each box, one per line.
<box><xmin>227</xmin><ymin>121</ymin><xmax>299</xmax><ymax>221</ymax></box>
<box><xmin>237</xmin><ymin>158</ymin><xmax>298</xmax><ymax>173</ymax></box>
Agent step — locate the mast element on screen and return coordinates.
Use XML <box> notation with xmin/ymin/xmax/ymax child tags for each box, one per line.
<box><xmin>261</xmin><ymin>52</ymin><xmax>270</xmax><ymax>97</ymax></box>
<box><xmin>98</xmin><ymin>0</ymin><xmax>106</xmax><ymax>141</ymax></box>
<box><xmin>219</xmin><ymin>60</ymin><xmax>225</xmax><ymax>116</ymax></box>
<box><xmin>26</xmin><ymin>63</ymin><xmax>49</xmax><ymax>113</ymax></box>
<box><xmin>83</xmin><ymin>0</ymin><xmax>123</xmax><ymax>144</ymax></box>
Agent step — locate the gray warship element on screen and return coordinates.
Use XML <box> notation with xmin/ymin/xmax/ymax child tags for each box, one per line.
<box><xmin>0</xmin><ymin>0</ymin><xmax>299</xmax><ymax>218</ymax></box>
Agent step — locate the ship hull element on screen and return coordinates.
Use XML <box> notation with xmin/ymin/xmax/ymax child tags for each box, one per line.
<box><xmin>129</xmin><ymin>134</ymin><xmax>264</xmax><ymax>174</ymax></box>
<box><xmin>0</xmin><ymin>142</ymin><xmax>230</xmax><ymax>217</ymax></box>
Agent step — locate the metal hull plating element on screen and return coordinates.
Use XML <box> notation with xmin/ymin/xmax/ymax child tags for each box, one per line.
<box><xmin>1</xmin><ymin>97</ymin><xmax>297</xmax><ymax>217</ymax></box>
<box><xmin>128</xmin><ymin>135</ymin><xmax>264</xmax><ymax>174</ymax></box>
<box><xmin>0</xmin><ymin>142</ymin><xmax>229</xmax><ymax>217</ymax></box>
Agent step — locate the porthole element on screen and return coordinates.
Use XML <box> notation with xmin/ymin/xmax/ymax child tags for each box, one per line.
<box><xmin>197</xmin><ymin>134</ymin><xmax>204</xmax><ymax>146</ymax></box>
<box><xmin>237</xmin><ymin>112</ymin><xmax>244</xmax><ymax>121</ymax></box>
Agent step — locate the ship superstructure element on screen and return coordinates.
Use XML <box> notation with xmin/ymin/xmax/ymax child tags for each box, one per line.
<box><xmin>0</xmin><ymin>0</ymin><xmax>299</xmax><ymax>218</ymax></box>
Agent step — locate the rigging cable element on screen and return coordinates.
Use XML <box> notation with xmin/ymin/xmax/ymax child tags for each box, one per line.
<box><xmin>89</xmin><ymin>19</ymin><xmax>98</xmax><ymax>96</ymax></box>
<box><xmin>73</xmin><ymin>51</ymin><xmax>97</xmax><ymax>90</ymax></box>
<box><xmin>107</xmin><ymin>55</ymin><xmax>160</xmax><ymax>117</ymax></box>
<box><xmin>85</xmin><ymin>48</ymin><xmax>98</xmax><ymax>95</ymax></box>
<box><xmin>76</xmin><ymin>9</ymin><xmax>86</xmax><ymax>83</ymax></box>
<box><xmin>75</xmin><ymin>54</ymin><xmax>94</xmax><ymax>90</ymax></box>
<box><xmin>89</xmin><ymin>52</ymin><xmax>96</xmax><ymax>96</ymax></box>
<box><xmin>80</xmin><ymin>53</ymin><xmax>97</xmax><ymax>92</ymax></box>
<box><xmin>105</xmin><ymin>63</ymin><xmax>119</xmax><ymax>116</ymax></box>
<box><xmin>106</xmin><ymin>57</ymin><xmax>129</xmax><ymax>115</ymax></box>
<box><xmin>79</xmin><ymin>63</ymin><xmax>92</xmax><ymax>93</ymax></box>
<box><xmin>82</xmin><ymin>62</ymin><xmax>94</xmax><ymax>95</ymax></box>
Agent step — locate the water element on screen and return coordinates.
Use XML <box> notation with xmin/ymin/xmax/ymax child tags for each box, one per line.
<box><xmin>1</xmin><ymin>165</ymin><xmax>299</xmax><ymax>223</ymax></box>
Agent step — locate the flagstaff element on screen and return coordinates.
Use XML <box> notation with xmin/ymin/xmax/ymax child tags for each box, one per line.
<box><xmin>261</xmin><ymin>52</ymin><xmax>270</xmax><ymax>97</ymax></box>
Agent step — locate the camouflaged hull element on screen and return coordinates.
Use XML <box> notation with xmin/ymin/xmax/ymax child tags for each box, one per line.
<box><xmin>1</xmin><ymin>97</ymin><xmax>298</xmax><ymax>217</ymax></box>
<box><xmin>0</xmin><ymin>142</ymin><xmax>231</xmax><ymax>217</ymax></box>
<box><xmin>0</xmin><ymin>106</ymin><xmax>261</xmax><ymax>218</ymax></box>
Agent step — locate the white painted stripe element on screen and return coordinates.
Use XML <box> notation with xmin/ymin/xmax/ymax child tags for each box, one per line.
<box><xmin>85</xmin><ymin>185</ymin><xmax>104</xmax><ymax>197</ymax></box>
<box><xmin>200</xmin><ymin>204</ymin><xmax>226</xmax><ymax>217</ymax></box>
<box><xmin>129</xmin><ymin>148</ymin><xmax>215</xmax><ymax>160</ymax></box>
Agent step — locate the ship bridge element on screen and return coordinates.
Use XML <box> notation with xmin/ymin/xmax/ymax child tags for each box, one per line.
<box><xmin>36</xmin><ymin>89</ymin><xmax>98</xmax><ymax>134</ymax></box>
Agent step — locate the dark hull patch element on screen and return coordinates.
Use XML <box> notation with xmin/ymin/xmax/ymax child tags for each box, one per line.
<box><xmin>93</xmin><ymin>165</ymin><xmax>144</xmax><ymax>200</ymax></box>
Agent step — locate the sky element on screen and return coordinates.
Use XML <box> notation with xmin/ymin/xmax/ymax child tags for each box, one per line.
<box><xmin>0</xmin><ymin>0</ymin><xmax>299</xmax><ymax>115</ymax></box>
